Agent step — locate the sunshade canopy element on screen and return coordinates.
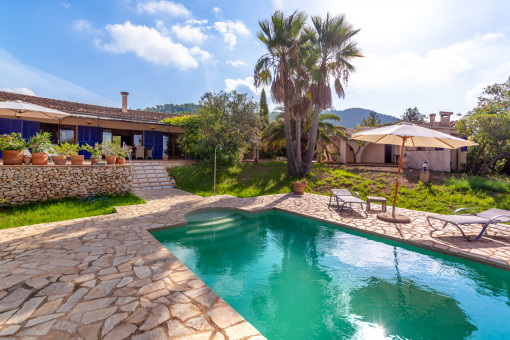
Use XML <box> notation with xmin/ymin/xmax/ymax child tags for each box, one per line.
<box><xmin>0</xmin><ymin>100</ymin><xmax>71</xmax><ymax>120</ymax></box>
<box><xmin>351</xmin><ymin>123</ymin><xmax>477</xmax><ymax>149</ymax></box>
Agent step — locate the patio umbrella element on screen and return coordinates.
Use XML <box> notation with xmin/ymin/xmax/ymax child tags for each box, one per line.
<box><xmin>0</xmin><ymin>100</ymin><xmax>71</xmax><ymax>120</ymax></box>
<box><xmin>351</xmin><ymin>122</ymin><xmax>477</xmax><ymax>223</ymax></box>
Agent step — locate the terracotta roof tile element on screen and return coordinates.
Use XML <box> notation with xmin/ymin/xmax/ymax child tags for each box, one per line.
<box><xmin>0</xmin><ymin>91</ymin><xmax>178</xmax><ymax>122</ymax></box>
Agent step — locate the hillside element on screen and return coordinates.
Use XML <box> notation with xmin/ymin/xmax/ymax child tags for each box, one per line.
<box><xmin>144</xmin><ymin>103</ymin><xmax>199</xmax><ymax>114</ymax></box>
<box><xmin>323</xmin><ymin>108</ymin><xmax>398</xmax><ymax>128</ymax></box>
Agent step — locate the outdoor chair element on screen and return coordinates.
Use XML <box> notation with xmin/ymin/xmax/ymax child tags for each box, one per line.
<box><xmin>135</xmin><ymin>146</ymin><xmax>145</xmax><ymax>160</ymax></box>
<box><xmin>329</xmin><ymin>189</ymin><xmax>366</xmax><ymax>214</ymax></box>
<box><xmin>146</xmin><ymin>146</ymin><xmax>154</xmax><ymax>160</ymax></box>
<box><xmin>427</xmin><ymin>208</ymin><xmax>510</xmax><ymax>241</ymax></box>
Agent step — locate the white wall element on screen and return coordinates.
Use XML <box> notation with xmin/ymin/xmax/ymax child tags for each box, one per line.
<box><xmin>406</xmin><ymin>150</ymin><xmax>451</xmax><ymax>172</ymax></box>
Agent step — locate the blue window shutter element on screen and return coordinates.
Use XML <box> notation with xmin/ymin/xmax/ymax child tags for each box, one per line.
<box><xmin>78</xmin><ymin>126</ymin><xmax>102</xmax><ymax>158</ymax></box>
<box><xmin>461</xmin><ymin>137</ymin><xmax>468</xmax><ymax>152</ymax></box>
<box><xmin>144</xmin><ymin>131</ymin><xmax>163</xmax><ymax>159</ymax></box>
<box><xmin>22</xmin><ymin>121</ymin><xmax>40</xmax><ymax>141</ymax></box>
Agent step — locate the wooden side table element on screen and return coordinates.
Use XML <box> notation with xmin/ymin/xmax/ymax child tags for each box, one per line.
<box><xmin>367</xmin><ymin>196</ymin><xmax>387</xmax><ymax>212</ymax></box>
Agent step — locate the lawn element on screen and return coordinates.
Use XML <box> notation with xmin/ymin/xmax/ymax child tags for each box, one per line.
<box><xmin>0</xmin><ymin>193</ymin><xmax>145</xmax><ymax>229</ymax></box>
<box><xmin>170</xmin><ymin>161</ymin><xmax>510</xmax><ymax>214</ymax></box>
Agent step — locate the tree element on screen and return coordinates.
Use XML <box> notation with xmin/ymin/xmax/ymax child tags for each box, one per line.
<box><xmin>161</xmin><ymin>91</ymin><xmax>262</xmax><ymax>166</ymax></box>
<box><xmin>260</xmin><ymin>89</ymin><xmax>270</xmax><ymax>127</ymax></box>
<box><xmin>255</xmin><ymin>11</ymin><xmax>362</xmax><ymax>176</ymax></box>
<box><xmin>360</xmin><ymin>111</ymin><xmax>381</xmax><ymax>127</ymax></box>
<box><xmin>401</xmin><ymin>107</ymin><xmax>426</xmax><ymax>123</ymax></box>
<box><xmin>457</xmin><ymin>78</ymin><xmax>510</xmax><ymax>175</ymax></box>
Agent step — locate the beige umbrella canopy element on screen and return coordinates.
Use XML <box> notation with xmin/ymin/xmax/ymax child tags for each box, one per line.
<box><xmin>0</xmin><ymin>100</ymin><xmax>71</xmax><ymax>120</ymax></box>
<box><xmin>351</xmin><ymin>122</ymin><xmax>477</xmax><ymax>222</ymax></box>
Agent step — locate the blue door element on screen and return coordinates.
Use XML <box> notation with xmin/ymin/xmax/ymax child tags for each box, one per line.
<box><xmin>144</xmin><ymin>130</ymin><xmax>163</xmax><ymax>159</ymax></box>
<box><xmin>77</xmin><ymin>126</ymin><xmax>102</xmax><ymax>158</ymax></box>
<box><xmin>0</xmin><ymin>118</ymin><xmax>24</xmax><ymax>158</ymax></box>
<box><xmin>23</xmin><ymin>121</ymin><xmax>40</xmax><ymax>141</ymax></box>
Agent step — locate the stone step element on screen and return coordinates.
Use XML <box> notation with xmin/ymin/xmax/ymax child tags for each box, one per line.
<box><xmin>133</xmin><ymin>176</ymin><xmax>171</xmax><ymax>183</ymax></box>
<box><xmin>133</xmin><ymin>183</ymin><xmax>174</xmax><ymax>190</ymax></box>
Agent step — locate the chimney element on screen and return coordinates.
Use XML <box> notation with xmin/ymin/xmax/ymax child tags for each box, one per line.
<box><xmin>429</xmin><ymin>113</ymin><xmax>436</xmax><ymax>125</ymax></box>
<box><xmin>121</xmin><ymin>92</ymin><xmax>129</xmax><ymax>113</ymax></box>
<box><xmin>439</xmin><ymin>111</ymin><xmax>453</xmax><ymax>126</ymax></box>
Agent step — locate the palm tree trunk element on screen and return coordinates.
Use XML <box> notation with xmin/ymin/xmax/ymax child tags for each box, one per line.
<box><xmin>302</xmin><ymin>105</ymin><xmax>321</xmax><ymax>174</ymax></box>
<box><xmin>284</xmin><ymin>106</ymin><xmax>298</xmax><ymax>175</ymax></box>
<box><xmin>295</xmin><ymin>114</ymin><xmax>302</xmax><ymax>167</ymax></box>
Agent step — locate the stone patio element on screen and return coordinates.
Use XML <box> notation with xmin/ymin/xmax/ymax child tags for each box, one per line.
<box><xmin>0</xmin><ymin>188</ymin><xmax>509</xmax><ymax>339</ymax></box>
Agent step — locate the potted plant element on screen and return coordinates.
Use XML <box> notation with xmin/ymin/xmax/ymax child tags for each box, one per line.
<box><xmin>52</xmin><ymin>142</ymin><xmax>79</xmax><ymax>165</ymax></box>
<box><xmin>116</xmin><ymin>146</ymin><xmax>127</xmax><ymax>164</ymax></box>
<box><xmin>70</xmin><ymin>144</ymin><xmax>84</xmax><ymax>165</ymax></box>
<box><xmin>0</xmin><ymin>133</ymin><xmax>27</xmax><ymax>165</ymax></box>
<box><xmin>82</xmin><ymin>143</ymin><xmax>102</xmax><ymax>165</ymax></box>
<box><xmin>29</xmin><ymin>132</ymin><xmax>52</xmax><ymax>165</ymax></box>
<box><xmin>101</xmin><ymin>142</ymin><xmax>117</xmax><ymax>165</ymax></box>
<box><xmin>292</xmin><ymin>180</ymin><xmax>307</xmax><ymax>195</ymax></box>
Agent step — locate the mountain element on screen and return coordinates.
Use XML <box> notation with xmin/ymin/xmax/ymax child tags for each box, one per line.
<box><xmin>144</xmin><ymin>103</ymin><xmax>199</xmax><ymax>114</ymax></box>
<box><xmin>269</xmin><ymin>108</ymin><xmax>398</xmax><ymax>128</ymax></box>
<box><xmin>323</xmin><ymin>108</ymin><xmax>398</xmax><ymax>128</ymax></box>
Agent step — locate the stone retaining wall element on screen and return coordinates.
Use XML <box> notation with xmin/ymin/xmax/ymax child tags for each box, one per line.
<box><xmin>0</xmin><ymin>165</ymin><xmax>132</xmax><ymax>205</ymax></box>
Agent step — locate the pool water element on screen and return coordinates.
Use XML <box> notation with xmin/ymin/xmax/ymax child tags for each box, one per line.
<box><xmin>151</xmin><ymin>210</ymin><xmax>510</xmax><ymax>340</ymax></box>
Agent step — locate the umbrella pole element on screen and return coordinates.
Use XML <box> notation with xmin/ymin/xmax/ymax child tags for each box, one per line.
<box><xmin>392</xmin><ymin>137</ymin><xmax>406</xmax><ymax>217</ymax></box>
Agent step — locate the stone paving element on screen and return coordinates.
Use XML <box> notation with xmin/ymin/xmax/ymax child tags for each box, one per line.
<box><xmin>1</xmin><ymin>188</ymin><xmax>510</xmax><ymax>339</ymax></box>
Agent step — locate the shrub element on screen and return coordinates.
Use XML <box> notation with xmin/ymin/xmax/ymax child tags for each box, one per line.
<box><xmin>82</xmin><ymin>143</ymin><xmax>103</xmax><ymax>159</ymax></box>
<box><xmin>29</xmin><ymin>132</ymin><xmax>52</xmax><ymax>153</ymax></box>
<box><xmin>0</xmin><ymin>133</ymin><xmax>27</xmax><ymax>151</ymax></box>
<box><xmin>53</xmin><ymin>142</ymin><xmax>81</xmax><ymax>156</ymax></box>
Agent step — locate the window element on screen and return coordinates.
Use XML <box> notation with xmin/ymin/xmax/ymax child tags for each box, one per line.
<box><xmin>102</xmin><ymin>129</ymin><xmax>113</xmax><ymax>143</ymax></box>
<box><xmin>461</xmin><ymin>137</ymin><xmax>468</xmax><ymax>152</ymax></box>
<box><xmin>40</xmin><ymin>123</ymin><xmax>59</xmax><ymax>144</ymax></box>
<box><xmin>60</xmin><ymin>126</ymin><xmax>75</xmax><ymax>144</ymax></box>
<box><xmin>133</xmin><ymin>132</ymin><xmax>143</xmax><ymax>146</ymax></box>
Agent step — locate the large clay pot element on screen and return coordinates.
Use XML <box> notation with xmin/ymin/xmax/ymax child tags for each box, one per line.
<box><xmin>53</xmin><ymin>155</ymin><xmax>67</xmax><ymax>165</ymax></box>
<box><xmin>90</xmin><ymin>157</ymin><xmax>100</xmax><ymax>165</ymax></box>
<box><xmin>2</xmin><ymin>150</ymin><xmax>23</xmax><ymax>165</ymax></box>
<box><xmin>116</xmin><ymin>157</ymin><xmax>125</xmax><ymax>164</ymax></box>
<box><xmin>105</xmin><ymin>156</ymin><xmax>116</xmax><ymax>165</ymax></box>
<box><xmin>71</xmin><ymin>155</ymin><xmax>84</xmax><ymax>165</ymax></box>
<box><xmin>32</xmin><ymin>152</ymin><xmax>48</xmax><ymax>165</ymax></box>
<box><xmin>292</xmin><ymin>181</ymin><xmax>307</xmax><ymax>195</ymax></box>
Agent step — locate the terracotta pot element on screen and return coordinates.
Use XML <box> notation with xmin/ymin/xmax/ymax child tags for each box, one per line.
<box><xmin>71</xmin><ymin>155</ymin><xmax>84</xmax><ymax>165</ymax></box>
<box><xmin>116</xmin><ymin>157</ymin><xmax>125</xmax><ymax>164</ymax></box>
<box><xmin>23</xmin><ymin>155</ymin><xmax>32</xmax><ymax>165</ymax></box>
<box><xmin>2</xmin><ymin>150</ymin><xmax>23</xmax><ymax>165</ymax></box>
<box><xmin>292</xmin><ymin>181</ymin><xmax>307</xmax><ymax>195</ymax></box>
<box><xmin>105</xmin><ymin>156</ymin><xmax>116</xmax><ymax>165</ymax></box>
<box><xmin>53</xmin><ymin>155</ymin><xmax>67</xmax><ymax>165</ymax></box>
<box><xmin>90</xmin><ymin>157</ymin><xmax>100</xmax><ymax>165</ymax></box>
<box><xmin>162</xmin><ymin>155</ymin><xmax>169</xmax><ymax>161</ymax></box>
<box><xmin>32</xmin><ymin>152</ymin><xmax>48</xmax><ymax>165</ymax></box>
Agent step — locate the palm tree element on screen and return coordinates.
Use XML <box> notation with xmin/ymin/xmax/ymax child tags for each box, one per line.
<box><xmin>254</xmin><ymin>10</ymin><xmax>309</xmax><ymax>175</ymax></box>
<box><xmin>302</xmin><ymin>14</ymin><xmax>363</xmax><ymax>174</ymax></box>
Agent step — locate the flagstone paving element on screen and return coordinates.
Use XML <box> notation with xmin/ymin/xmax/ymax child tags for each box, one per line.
<box><xmin>1</xmin><ymin>188</ymin><xmax>509</xmax><ymax>339</ymax></box>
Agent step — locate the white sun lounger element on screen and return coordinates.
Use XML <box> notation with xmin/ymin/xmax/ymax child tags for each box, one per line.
<box><xmin>329</xmin><ymin>189</ymin><xmax>366</xmax><ymax>214</ymax></box>
<box><xmin>427</xmin><ymin>208</ymin><xmax>510</xmax><ymax>241</ymax></box>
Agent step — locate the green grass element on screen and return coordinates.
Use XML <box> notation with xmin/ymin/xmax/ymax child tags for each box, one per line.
<box><xmin>170</xmin><ymin>161</ymin><xmax>510</xmax><ymax>215</ymax></box>
<box><xmin>0</xmin><ymin>193</ymin><xmax>145</xmax><ymax>229</ymax></box>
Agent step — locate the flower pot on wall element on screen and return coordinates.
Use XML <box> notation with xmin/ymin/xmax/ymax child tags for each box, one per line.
<box><xmin>71</xmin><ymin>155</ymin><xmax>84</xmax><ymax>165</ymax></box>
<box><xmin>116</xmin><ymin>157</ymin><xmax>125</xmax><ymax>164</ymax></box>
<box><xmin>2</xmin><ymin>150</ymin><xmax>23</xmax><ymax>165</ymax></box>
<box><xmin>32</xmin><ymin>152</ymin><xmax>48</xmax><ymax>165</ymax></box>
<box><xmin>162</xmin><ymin>155</ymin><xmax>169</xmax><ymax>161</ymax></box>
<box><xmin>105</xmin><ymin>156</ymin><xmax>116</xmax><ymax>165</ymax></box>
<box><xmin>292</xmin><ymin>181</ymin><xmax>307</xmax><ymax>195</ymax></box>
<box><xmin>53</xmin><ymin>156</ymin><xmax>67</xmax><ymax>165</ymax></box>
<box><xmin>90</xmin><ymin>157</ymin><xmax>99</xmax><ymax>165</ymax></box>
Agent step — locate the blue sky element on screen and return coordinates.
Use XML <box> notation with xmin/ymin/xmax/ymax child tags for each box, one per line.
<box><xmin>1</xmin><ymin>0</ymin><xmax>509</xmax><ymax>118</ymax></box>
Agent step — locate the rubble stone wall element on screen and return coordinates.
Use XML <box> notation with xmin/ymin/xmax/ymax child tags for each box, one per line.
<box><xmin>0</xmin><ymin>165</ymin><xmax>132</xmax><ymax>205</ymax></box>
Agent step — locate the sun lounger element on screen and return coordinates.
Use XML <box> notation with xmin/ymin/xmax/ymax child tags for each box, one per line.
<box><xmin>329</xmin><ymin>189</ymin><xmax>366</xmax><ymax>214</ymax></box>
<box><xmin>427</xmin><ymin>208</ymin><xmax>510</xmax><ymax>241</ymax></box>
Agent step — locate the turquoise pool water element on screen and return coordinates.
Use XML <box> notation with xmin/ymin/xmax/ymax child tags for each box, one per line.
<box><xmin>151</xmin><ymin>210</ymin><xmax>510</xmax><ymax>339</ymax></box>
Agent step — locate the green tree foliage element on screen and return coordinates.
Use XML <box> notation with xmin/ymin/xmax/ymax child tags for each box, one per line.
<box><xmin>401</xmin><ymin>107</ymin><xmax>426</xmax><ymax>123</ymax></box>
<box><xmin>360</xmin><ymin>111</ymin><xmax>381</xmax><ymax>127</ymax></box>
<box><xmin>144</xmin><ymin>103</ymin><xmax>199</xmax><ymax>114</ymax></box>
<box><xmin>457</xmin><ymin>78</ymin><xmax>510</xmax><ymax>175</ymax></box>
<box><xmin>162</xmin><ymin>91</ymin><xmax>262</xmax><ymax>166</ymax></box>
<box><xmin>254</xmin><ymin>11</ymin><xmax>362</xmax><ymax>175</ymax></box>
<box><xmin>260</xmin><ymin>89</ymin><xmax>270</xmax><ymax>127</ymax></box>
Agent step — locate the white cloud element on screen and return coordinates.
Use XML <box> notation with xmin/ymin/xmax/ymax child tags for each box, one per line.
<box><xmin>102</xmin><ymin>21</ymin><xmax>212</xmax><ymax>70</ymax></box>
<box><xmin>0</xmin><ymin>47</ymin><xmax>115</xmax><ymax>106</ymax></box>
<box><xmin>73</xmin><ymin>20</ymin><xmax>101</xmax><ymax>34</ymax></box>
<box><xmin>171</xmin><ymin>23</ymin><xmax>209</xmax><ymax>44</ymax></box>
<box><xmin>137</xmin><ymin>0</ymin><xmax>190</xmax><ymax>17</ymax></box>
<box><xmin>0</xmin><ymin>87</ymin><xmax>35</xmax><ymax>96</ymax></box>
<box><xmin>213</xmin><ymin>7</ymin><xmax>222</xmax><ymax>16</ymax></box>
<box><xmin>226</xmin><ymin>60</ymin><xmax>247</xmax><ymax>67</ymax></box>
<box><xmin>225</xmin><ymin>76</ymin><xmax>258</xmax><ymax>94</ymax></box>
<box><xmin>62</xmin><ymin>2</ymin><xmax>70</xmax><ymax>9</ymax></box>
<box><xmin>186</xmin><ymin>19</ymin><xmax>208</xmax><ymax>25</ymax></box>
<box><xmin>214</xmin><ymin>20</ymin><xmax>250</xmax><ymax>49</ymax></box>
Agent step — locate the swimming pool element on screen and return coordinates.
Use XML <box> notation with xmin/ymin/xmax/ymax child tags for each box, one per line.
<box><xmin>151</xmin><ymin>209</ymin><xmax>510</xmax><ymax>339</ymax></box>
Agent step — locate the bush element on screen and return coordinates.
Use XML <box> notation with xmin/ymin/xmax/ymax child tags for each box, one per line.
<box><xmin>0</xmin><ymin>133</ymin><xmax>27</xmax><ymax>151</ymax></box>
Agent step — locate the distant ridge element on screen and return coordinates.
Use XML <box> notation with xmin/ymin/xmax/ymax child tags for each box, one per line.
<box><xmin>324</xmin><ymin>108</ymin><xmax>398</xmax><ymax>128</ymax></box>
